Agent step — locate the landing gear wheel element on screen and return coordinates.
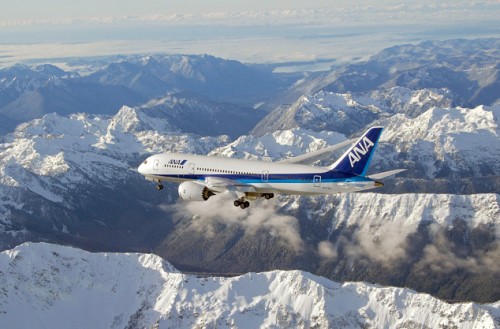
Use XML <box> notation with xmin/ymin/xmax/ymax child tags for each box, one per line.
<box><xmin>235</xmin><ymin>198</ymin><xmax>249</xmax><ymax>209</ymax></box>
<box><xmin>156</xmin><ymin>184</ymin><xmax>164</xmax><ymax>190</ymax></box>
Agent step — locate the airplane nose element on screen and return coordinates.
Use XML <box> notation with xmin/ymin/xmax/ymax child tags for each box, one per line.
<box><xmin>138</xmin><ymin>160</ymin><xmax>147</xmax><ymax>175</ymax></box>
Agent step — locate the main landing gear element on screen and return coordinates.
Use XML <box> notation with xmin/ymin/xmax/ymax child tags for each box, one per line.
<box><xmin>233</xmin><ymin>193</ymin><xmax>274</xmax><ymax>209</ymax></box>
<box><xmin>234</xmin><ymin>199</ymin><xmax>250</xmax><ymax>209</ymax></box>
<box><xmin>263</xmin><ymin>193</ymin><xmax>274</xmax><ymax>200</ymax></box>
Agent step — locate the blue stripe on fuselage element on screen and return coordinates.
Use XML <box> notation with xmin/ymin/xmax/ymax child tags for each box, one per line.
<box><xmin>156</xmin><ymin>171</ymin><xmax>372</xmax><ymax>184</ymax></box>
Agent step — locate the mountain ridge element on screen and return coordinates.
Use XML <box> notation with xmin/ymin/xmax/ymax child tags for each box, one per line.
<box><xmin>0</xmin><ymin>38</ymin><xmax>499</xmax><ymax>305</ymax></box>
<box><xmin>1</xmin><ymin>242</ymin><xmax>498</xmax><ymax>329</ymax></box>
<box><xmin>0</xmin><ymin>84</ymin><xmax>498</xmax><ymax>302</ymax></box>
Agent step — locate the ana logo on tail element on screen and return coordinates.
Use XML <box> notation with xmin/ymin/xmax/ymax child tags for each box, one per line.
<box><xmin>348</xmin><ymin>136</ymin><xmax>374</xmax><ymax>168</ymax></box>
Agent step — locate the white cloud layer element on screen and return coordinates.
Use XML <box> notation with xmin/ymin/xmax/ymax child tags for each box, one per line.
<box><xmin>167</xmin><ymin>194</ymin><xmax>305</xmax><ymax>252</ymax></box>
<box><xmin>2</xmin><ymin>2</ymin><xmax>499</xmax><ymax>28</ymax></box>
<box><xmin>0</xmin><ymin>2</ymin><xmax>498</xmax><ymax>69</ymax></box>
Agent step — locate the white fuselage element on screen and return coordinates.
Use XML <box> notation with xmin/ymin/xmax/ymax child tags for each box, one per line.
<box><xmin>138</xmin><ymin>152</ymin><xmax>380</xmax><ymax>196</ymax></box>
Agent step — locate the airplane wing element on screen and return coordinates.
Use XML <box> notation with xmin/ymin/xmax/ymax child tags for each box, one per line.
<box><xmin>368</xmin><ymin>169</ymin><xmax>407</xmax><ymax>180</ymax></box>
<box><xmin>278</xmin><ymin>138</ymin><xmax>356</xmax><ymax>164</ymax></box>
<box><xmin>203</xmin><ymin>176</ymin><xmax>257</xmax><ymax>199</ymax></box>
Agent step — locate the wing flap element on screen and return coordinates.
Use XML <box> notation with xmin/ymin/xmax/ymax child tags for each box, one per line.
<box><xmin>204</xmin><ymin>177</ymin><xmax>257</xmax><ymax>193</ymax></box>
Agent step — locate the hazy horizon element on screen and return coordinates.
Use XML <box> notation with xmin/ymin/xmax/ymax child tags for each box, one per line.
<box><xmin>1</xmin><ymin>1</ymin><xmax>499</xmax><ymax>69</ymax></box>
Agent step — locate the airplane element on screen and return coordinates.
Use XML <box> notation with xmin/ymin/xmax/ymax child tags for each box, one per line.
<box><xmin>137</xmin><ymin>126</ymin><xmax>405</xmax><ymax>209</ymax></box>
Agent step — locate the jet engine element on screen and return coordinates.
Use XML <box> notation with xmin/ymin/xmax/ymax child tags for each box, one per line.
<box><xmin>178</xmin><ymin>181</ymin><xmax>214</xmax><ymax>201</ymax></box>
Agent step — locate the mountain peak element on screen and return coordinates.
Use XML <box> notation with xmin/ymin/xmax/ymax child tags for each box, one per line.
<box><xmin>0</xmin><ymin>243</ymin><xmax>497</xmax><ymax>329</ymax></box>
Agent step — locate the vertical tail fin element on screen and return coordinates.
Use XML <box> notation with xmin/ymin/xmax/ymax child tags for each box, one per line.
<box><xmin>329</xmin><ymin>126</ymin><xmax>383</xmax><ymax>176</ymax></box>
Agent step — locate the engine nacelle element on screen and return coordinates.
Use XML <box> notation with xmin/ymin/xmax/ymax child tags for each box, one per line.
<box><xmin>178</xmin><ymin>181</ymin><xmax>214</xmax><ymax>201</ymax></box>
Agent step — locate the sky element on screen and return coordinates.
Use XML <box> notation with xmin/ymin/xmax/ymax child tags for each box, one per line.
<box><xmin>1</xmin><ymin>1</ymin><xmax>499</xmax><ymax>68</ymax></box>
<box><xmin>1</xmin><ymin>0</ymin><xmax>349</xmax><ymax>21</ymax></box>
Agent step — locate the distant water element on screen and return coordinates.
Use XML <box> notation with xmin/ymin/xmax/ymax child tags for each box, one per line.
<box><xmin>1</xmin><ymin>23</ymin><xmax>498</xmax><ymax>69</ymax></box>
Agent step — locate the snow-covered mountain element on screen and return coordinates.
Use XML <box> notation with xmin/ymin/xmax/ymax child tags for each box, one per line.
<box><xmin>209</xmin><ymin>128</ymin><xmax>346</xmax><ymax>162</ymax></box>
<box><xmin>291</xmin><ymin>38</ymin><xmax>500</xmax><ymax>107</ymax></box>
<box><xmin>0</xmin><ymin>63</ymin><xmax>149</xmax><ymax>125</ymax></box>
<box><xmin>139</xmin><ymin>92</ymin><xmax>265</xmax><ymax>138</ymax></box>
<box><xmin>0</xmin><ymin>106</ymin><xmax>225</xmax><ymax>200</ymax></box>
<box><xmin>0</xmin><ymin>83</ymin><xmax>499</xmax><ymax>303</ymax></box>
<box><xmin>239</xmin><ymin>88</ymin><xmax>500</xmax><ymax>182</ymax></box>
<box><xmin>82</xmin><ymin>53</ymin><xmax>289</xmax><ymax>108</ymax></box>
<box><xmin>377</xmin><ymin>104</ymin><xmax>500</xmax><ymax>179</ymax></box>
<box><xmin>0</xmin><ymin>55</ymin><xmax>292</xmax><ymax>134</ymax></box>
<box><xmin>1</xmin><ymin>243</ymin><xmax>498</xmax><ymax>329</ymax></box>
<box><xmin>252</xmin><ymin>87</ymin><xmax>457</xmax><ymax>136</ymax></box>
<box><xmin>156</xmin><ymin>190</ymin><xmax>500</xmax><ymax>303</ymax></box>
<box><xmin>0</xmin><ymin>64</ymin><xmax>69</xmax><ymax>108</ymax></box>
<box><xmin>7</xmin><ymin>100</ymin><xmax>495</xmax><ymax>230</ymax></box>
<box><xmin>0</xmin><ymin>105</ymin><xmax>228</xmax><ymax>250</ymax></box>
<box><xmin>0</xmin><ymin>38</ymin><xmax>499</xmax><ymax>306</ymax></box>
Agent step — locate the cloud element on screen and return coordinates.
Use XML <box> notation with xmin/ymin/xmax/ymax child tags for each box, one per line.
<box><xmin>2</xmin><ymin>2</ymin><xmax>498</xmax><ymax>28</ymax></box>
<box><xmin>318</xmin><ymin>241</ymin><xmax>337</xmax><ymax>259</ymax></box>
<box><xmin>318</xmin><ymin>217</ymin><xmax>500</xmax><ymax>274</ymax></box>
<box><xmin>316</xmin><ymin>219</ymin><xmax>416</xmax><ymax>267</ymax></box>
<box><xmin>347</xmin><ymin>220</ymin><xmax>414</xmax><ymax>266</ymax></box>
<box><xmin>1</xmin><ymin>1</ymin><xmax>498</xmax><ymax>69</ymax></box>
<box><xmin>417</xmin><ymin>223</ymin><xmax>500</xmax><ymax>274</ymax></box>
<box><xmin>168</xmin><ymin>193</ymin><xmax>304</xmax><ymax>252</ymax></box>
<box><xmin>160</xmin><ymin>192</ymin><xmax>500</xmax><ymax>276</ymax></box>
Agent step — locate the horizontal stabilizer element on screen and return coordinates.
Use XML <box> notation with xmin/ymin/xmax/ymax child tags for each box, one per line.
<box><xmin>368</xmin><ymin>169</ymin><xmax>406</xmax><ymax>180</ymax></box>
<box><xmin>278</xmin><ymin>138</ymin><xmax>356</xmax><ymax>164</ymax></box>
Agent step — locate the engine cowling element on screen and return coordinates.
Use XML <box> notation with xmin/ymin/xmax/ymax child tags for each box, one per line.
<box><xmin>178</xmin><ymin>181</ymin><xmax>214</xmax><ymax>201</ymax></box>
